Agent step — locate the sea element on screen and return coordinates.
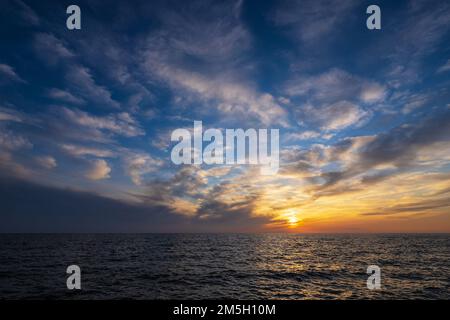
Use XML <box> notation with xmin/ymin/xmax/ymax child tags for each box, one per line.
<box><xmin>0</xmin><ymin>233</ymin><xmax>449</xmax><ymax>299</ymax></box>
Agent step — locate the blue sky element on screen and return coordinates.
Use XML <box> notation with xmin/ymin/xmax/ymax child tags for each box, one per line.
<box><xmin>0</xmin><ymin>0</ymin><xmax>449</xmax><ymax>232</ymax></box>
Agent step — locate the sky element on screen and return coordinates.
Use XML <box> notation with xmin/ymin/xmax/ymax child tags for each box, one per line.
<box><xmin>0</xmin><ymin>0</ymin><xmax>449</xmax><ymax>233</ymax></box>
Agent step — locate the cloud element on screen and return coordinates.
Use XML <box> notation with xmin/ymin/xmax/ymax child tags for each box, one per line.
<box><xmin>0</xmin><ymin>176</ymin><xmax>268</xmax><ymax>232</ymax></box>
<box><xmin>61</xmin><ymin>26</ymin><xmax>154</xmax><ymax>112</ymax></box>
<box><xmin>138</xmin><ymin>166</ymin><xmax>210</xmax><ymax>214</ymax></box>
<box><xmin>361</xmin><ymin>197</ymin><xmax>450</xmax><ymax>217</ymax></box>
<box><xmin>34</xmin><ymin>107</ymin><xmax>142</xmax><ymax>144</ymax></box>
<box><xmin>437</xmin><ymin>59</ymin><xmax>450</xmax><ymax>73</ymax></box>
<box><xmin>356</xmin><ymin>112</ymin><xmax>450</xmax><ymax>169</ymax></box>
<box><xmin>59</xmin><ymin>107</ymin><xmax>144</xmax><ymax>138</ymax></box>
<box><xmin>47</xmin><ymin>88</ymin><xmax>85</xmax><ymax>105</ymax></box>
<box><xmin>276</xmin><ymin>109</ymin><xmax>450</xmax><ymax>206</ymax></box>
<box><xmin>138</xmin><ymin>166</ymin><xmax>264</xmax><ymax>222</ymax></box>
<box><xmin>34</xmin><ymin>33</ymin><xmax>74</xmax><ymax>62</ymax></box>
<box><xmin>0</xmin><ymin>176</ymin><xmax>173</xmax><ymax>232</ymax></box>
<box><xmin>65</xmin><ymin>65</ymin><xmax>120</xmax><ymax>108</ymax></box>
<box><xmin>0</xmin><ymin>130</ymin><xmax>32</xmax><ymax>150</ymax></box>
<box><xmin>0</xmin><ymin>107</ymin><xmax>25</xmax><ymax>122</ymax></box>
<box><xmin>396</xmin><ymin>0</ymin><xmax>450</xmax><ymax>59</ymax></box>
<box><xmin>0</xmin><ymin>128</ymin><xmax>33</xmax><ymax>179</ymax></box>
<box><xmin>402</xmin><ymin>93</ymin><xmax>429</xmax><ymax>114</ymax></box>
<box><xmin>14</xmin><ymin>0</ymin><xmax>40</xmax><ymax>26</ymax></box>
<box><xmin>125</xmin><ymin>153</ymin><xmax>164</xmax><ymax>185</ymax></box>
<box><xmin>34</xmin><ymin>33</ymin><xmax>120</xmax><ymax>109</ymax></box>
<box><xmin>157</xmin><ymin>0</ymin><xmax>250</xmax><ymax>62</ymax></box>
<box><xmin>35</xmin><ymin>156</ymin><xmax>57</xmax><ymax>169</ymax></box>
<box><xmin>301</xmin><ymin>101</ymin><xmax>368</xmax><ymax>131</ymax></box>
<box><xmin>85</xmin><ymin>159</ymin><xmax>111</xmax><ymax>180</ymax></box>
<box><xmin>60</xmin><ymin>144</ymin><xmax>115</xmax><ymax>158</ymax></box>
<box><xmin>0</xmin><ymin>152</ymin><xmax>30</xmax><ymax>179</ymax></box>
<box><xmin>285</xmin><ymin>68</ymin><xmax>386</xmax><ymax>104</ymax></box>
<box><xmin>0</xmin><ymin>64</ymin><xmax>26</xmax><ymax>83</ymax></box>
<box><xmin>307</xmin><ymin>110</ymin><xmax>450</xmax><ymax>195</ymax></box>
<box><xmin>140</xmin><ymin>0</ymin><xmax>288</xmax><ymax>127</ymax></box>
<box><xmin>380</xmin><ymin>0</ymin><xmax>450</xmax><ymax>86</ymax></box>
<box><xmin>198</xmin><ymin>166</ymin><xmax>232</xmax><ymax>178</ymax></box>
<box><xmin>284</xmin><ymin>69</ymin><xmax>387</xmax><ymax>131</ymax></box>
<box><xmin>286</xmin><ymin>131</ymin><xmax>321</xmax><ymax>141</ymax></box>
<box><xmin>195</xmin><ymin>178</ymin><xmax>260</xmax><ymax>220</ymax></box>
<box><xmin>144</xmin><ymin>59</ymin><xmax>288</xmax><ymax>126</ymax></box>
<box><xmin>273</xmin><ymin>0</ymin><xmax>358</xmax><ymax>43</ymax></box>
<box><xmin>360</xmin><ymin>84</ymin><xmax>387</xmax><ymax>103</ymax></box>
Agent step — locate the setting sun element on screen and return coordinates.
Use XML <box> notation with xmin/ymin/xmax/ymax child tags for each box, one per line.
<box><xmin>282</xmin><ymin>209</ymin><xmax>302</xmax><ymax>227</ymax></box>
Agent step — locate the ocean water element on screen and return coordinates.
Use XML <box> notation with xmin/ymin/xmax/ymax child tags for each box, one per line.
<box><xmin>0</xmin><ymin>234</ymin><xmax>449</xmax><ymax>299</ymax></box>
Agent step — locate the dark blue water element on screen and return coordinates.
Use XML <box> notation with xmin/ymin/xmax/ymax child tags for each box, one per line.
<box><xmin>0</xmin><ymin>234</ymin><xmax>449</xmax><ymax>299</ymax></box>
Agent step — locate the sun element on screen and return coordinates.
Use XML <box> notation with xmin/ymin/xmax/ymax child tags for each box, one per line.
<box><xmin>282</xmin><ymin>209</ymin><xmax>302</xmax><ymax>227</ymax></box>
<box><xmin>288</xmin><ymin>216</ymin><xmax>299</xmax><ymax>225</ymax></box>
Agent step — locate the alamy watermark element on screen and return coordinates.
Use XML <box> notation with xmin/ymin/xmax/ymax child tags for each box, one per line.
<box><xmin>367</xmin><ymin>265</ymin><xmax>381</xmax><ymax>290</ymax></box>
<box><xmin>66</xmin><ymin>264</ymin><xmax>81</xmax><ymax>290</ymax></box>
<box><xmin>170</xmin><ymin>121</ymin><xmax>279</xmax><ymax>175</ymax></box>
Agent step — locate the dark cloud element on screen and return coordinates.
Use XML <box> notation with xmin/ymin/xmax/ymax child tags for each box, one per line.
<box><xmin>0</xmin><ymin>175</ymin><xmax>269</xmax><ymax>232</ymax></box>
<box><xmin>195</xmin><ymin>181</ymin><xmax>258</xmax><ymax>218</ymax></box>
<box><xmin>138</xmin><ymin>166</ymin><xmax>206</xmax><ymax>205</ymax></box>
<box><xmin>361</xmin><ymin>197</ymin><xmax>450</xmax><ymax>217</ymax></box>
<box><xmin>134</xmin><ymin>166</ymin><xmax>270</xmax><ymax>229</ymax></box>
<box><xmin>0</xmin><ymin>176</ymin><xmax>175</xmax><ymax>232</ymax></box>
<box><xmin>357</xmin><ymin>110</ymin><xmax>450</xmax><ymax>168</ymax></box>
<box><xmin>360</xmin><ymin>170</ymin><xmax>398</xmax><ymax>185</ymax></box>
<box><xmin>299</xmin><ymin>109</ymin><xmax>450</xmax><ymax>196</ymax></box>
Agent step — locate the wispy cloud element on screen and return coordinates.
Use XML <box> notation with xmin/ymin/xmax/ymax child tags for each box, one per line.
<box><xmin>0</xmin><ymin>64</ymin><xmax>26</xmax><ymax>83</ymax></box>
<box><xmin>300</xmin><ymin>101</ymin><xmax>368</xmax><ymax>131</ymax></box>
<box><xmin>34</xmin><ymin>33</ymin><xmax>74</xmax><ymax>62</ymax></box>
<box><xmin>47</xmin><ymin>88</ymin><xmax>85</xmax><ymax>105</ymax></box>
<box><xmin>60</xmin><ymin>144</ymin><xmax>115</xmax><ymax>158</ymax></box>
<box><xmin>58</xmin><ymin>107</ymin><xmax>144</xmax><ymax>138</ymax></box>
<box><xmin>140</xmin><ymin>0</ymin><xmax>288</xmax><ymax>127</ymax></box>
<box><xmin>284</xmin><ymin>68</ymin><xmax>386</xmax><ymax>104</ymax></box>
<box><xmin>13</xmin><ymin>0</ymin><xmax>40</xmax><ymax>26</ymax></box>
<box><xmin>273</xmin><ymin>0</ymin><xmax>358</xmax><ymax>43</ymax></box>
<box><xmin>437</xmin><ymin>59</ymin><xmax>450</xmax><ymax>73</ymax></box>
<box><xmin>65</xmin><ymin>65</ymin><xmax>120</xmax><ymax>109</ymax></box>
<box><xmin>0</xmin><ymin>106</ymin><xmax>26</xmax><ymax>122</ymax></box>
